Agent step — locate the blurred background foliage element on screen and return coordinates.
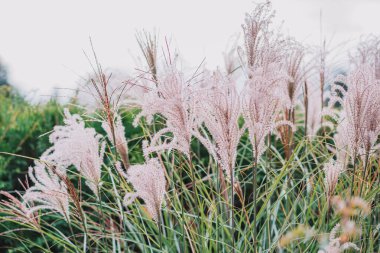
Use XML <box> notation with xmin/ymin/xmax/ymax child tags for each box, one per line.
<box><xmin>0</xmin><ymin>86</ymin><xmax>145</xmax><ymax>192</ymax></box>
<box><xmin>0</xmin><ymin>86</ymin><xmax>64</xmax><ymax>191</ymax></box>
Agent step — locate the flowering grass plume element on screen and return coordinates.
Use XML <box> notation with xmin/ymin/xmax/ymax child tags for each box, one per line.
<box><xmin>18</xmin><ymin>108</ymin><xmax>107</xmax><ymax>221</ymax></box>
<box><xmin>282</xmin><ymin>39</ymin><xmax>307</xmax><ymax>110</ymax></box>
<box><xmin>193</xmin><ymin>71</ymin><xmax>242</xmax><ymax>177</ymax></box>
<box><xmin>117</xmin><ymin>159</ymin><xmax>166</xmax><ymax>221</ymax></box>
<box><xmin>327</xmin><ymin>65</ymin><xmax>380</xmax><ymax>159</ymax></box>
<box><xmin>323</xmin><ymin>159</ymin><xmax>343</xmax><ymax>201</ymax></box>
<box><xmin>318</xmin><ymin>224</ymin><xmax>360</xmax><ymax>253</ymax></box>
<box><xmin>349</xmin><ymin>35</ymin><xmax>380</xmax><ymax>67</ymax></box>
<box><xmin>242</xmin><ymin>65</ymin><xmax>292</xmax><ymax>160</ymax></box>
<box><xmin>376</xmin><ymin>51</ymin><xmax>380</xmax><ymax>80</ymax></box>
<box><xmin>136</xmin><ymin>30</ymin><xmax>158</xmax><ymax>82</ymax></box>
<box><xmin>241</xmin><ymin>1</ymin><xmax>293</xmax><ymax>160</ymax></box>
<box><xmin>102</xmin><ymin>113</ymin><xmax>129</xmax><ymax>169</ymax></box>
<box><xmin>23</xmin><ymin>160</ymin><xmax>70</xmax><ymax>220</ymax></box>
<box><xmin>331</xmin><ymin>123</ymin><xmax>350</xmax><ymax>164</ymax></box>
<box><xmin>276</xmin><ymin>39</ymin><xmax>307</xmax><ymax>158</ymax></box>
<box><xmin>134</xmin><ymin>65</ymin><xmax>196</xmax><ymax>158</ymax></box>
<box><xmin>240</xmin><ymin>0</ymin><xmax>283</xmax><ymax>72</ymax></box>
<box><xmin>278</xmin><ymin>224</ymin><xmax>315</xmax><ymax>249</ymax></box>
<box><xmin>305</xmin><ymin>82</ymin><xmax>323</xmax><ymax>136</ymax></box>
<box><xmin>331</xmin><ymin>195</ymin><xmax>371</xmax><ymax>218</ymax></box>
<box><xmin>43</xmin><ymin>109</ymin><xmax>105</xmax><ymax>196</ymax></box>
<box><xmin>0</xmin><ymin>191</ymin><xmax>39</xmax><ymax>228</ymax></box>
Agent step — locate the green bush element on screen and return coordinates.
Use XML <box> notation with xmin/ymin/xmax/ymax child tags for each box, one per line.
<box><xmin>0</xmin><ymin>86</ymin><xmax>64</xmax><ymax>191</ymax></box>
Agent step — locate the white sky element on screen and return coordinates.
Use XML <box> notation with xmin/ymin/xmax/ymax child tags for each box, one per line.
<box><xmin>0</xmin><ymin>0</ymin><xmax>379</xmax><ymax>100</ymax></box>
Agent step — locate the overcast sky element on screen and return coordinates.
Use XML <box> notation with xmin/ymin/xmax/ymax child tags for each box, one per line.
<box><xmin>0</xmin><ymin>0</ymin><xmax>379</xmax><ymax>100</ymax></box>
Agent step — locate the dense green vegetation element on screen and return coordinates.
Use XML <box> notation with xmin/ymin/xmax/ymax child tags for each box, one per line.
<box><xmin>0</xmin><ymin>86</ymin><xmax>64</xmax><ymax>191</ymax></box>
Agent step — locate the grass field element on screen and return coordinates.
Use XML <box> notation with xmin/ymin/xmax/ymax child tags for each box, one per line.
<box><xmin>0</xmin><ymin>2</ymin><xmax>379</xmax><ymax>252</ymax></box>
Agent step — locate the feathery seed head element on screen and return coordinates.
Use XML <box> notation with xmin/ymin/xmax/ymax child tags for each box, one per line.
<box><xmin>242</xmin><ymin>64</ymin><xmax>291</xmax><ymax>159</ymax></box>
<box><xmin>323</xmin><ymin>160</ymin><xmax>343</xmax><ymax>200</ymax></box>
<box><xmin>102</xmin><ymin>113</ymin><xmax>129</xmax><ymax>169</ymax></box>
<box><xmin>121</xmin><ymin>158</ymin><xmax>166</xmax><ymax>221</ymax></box>
<box><xmin>0</xmin><ymin>191</ymin><xmax>40</xmax><ymax>228</ymax></box>
<box><xmin>193</xmin><ymin>71</ymin><xmax>242</xmax><ymax>176</ymax></box>
<box><xmin>134</xmin><ymin>66</ymin><xmax>196</xmax><ymax>157</ymax></box>
<box><xmin>328</xmin><ymin>65</ymin><xmax>380</xmax><ymax>159</ymax></box>
<box><xmin>318</xmin><ymin>223</ymin><xmax>359</xmax><ymax>253</ymax></box>
<box><xmin>23</xmin><ymin>161</ymin><xmax>70</xmax><ymax>220</ymax></box>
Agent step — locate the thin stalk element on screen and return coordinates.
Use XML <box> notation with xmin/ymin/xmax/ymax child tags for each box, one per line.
<box><xmin>63</xmin><ymin>173</ymin><xmax>89</xmax><ymax>252</ymax></box>
<box><xmin>319</xmin><ymin>39</ymin><xmax>326</xmax><ymax>131</ymax></box>
<box><xmin>97</xmin><ymin>188</ymin><xmax>109</xmax><ymax>252</ymax></box>
<box><xmin>350</xmin><ymin>153</ymin><xmax>357</xmax><ymax>196</ymax></box>
<box><xmin>39</xmin><ymin>228</ymin><xmax>50</xmax><ymax>252</ymax></box>
<box><xmin>64</xmin><ymin>212</ymin><xmax>80</xmax><ymax>252</ymax></box>
<box><xmin>253</xmin><ymin>152</ymin><xmax>258</xmax><ymax>253</ymax></box>
<box><xmin>77</xmin><ymin>196</ymin><xmax>89</xmax><ymax>251</ymax></box>
<box><xmin>230</xmin><ymin>163</ymin><xmax>235</xmax><ymax>253</ymax></box>
<box><xmin>303</xmin><ymin>81</ymin><xmax>309</xmax><ymax>138</ymax></box>
<box><xmin>218</xmin><ymin>165</ymin><xmax>229</xmax><ymax>211</ymax></box>
<box><xmin>287</xmin><ymin>108</ymin><xmax>295</xmax><ymax>160</ymax></box>
<box><xmin>181</xmin><ymin>204</ymin><xmax>186</xmax><ymax>253</ymax></box>
<box><xmin>359</xmin><ymin>152</ymin><xmax>370</xmax><ymax>197</ymax></box>
<box><xmin>266</xmin><ymin>135</ymin><xmax>271</xmax><ymax>248</ymax></box>
<box><xmin>188</xmin><ymin>156</ymin><xmax>200</xmax><ymax>252</ymax></box>
<box><xmin>326</xmin><ymin>198</ymin><xmax>331</xmax><ymax>229</ymax></box>
<box><xmin>157</xmin><ymin>208</ymin><xmax>163</xmax><ymax>250</ymax></box>
<box><xmin>187</xmin><ymin>154</ymin><xmax>199</xmax><ymax>217</ymax></box>
<box><xmin>367</xmin><ymin>211</ymin><xmax>373</xmax><ymax>252</ymax></box>
<box><xmin>192</xmin><ymin>178</ymin><xmax>199</xmax><ymax>219</ymax></box>
<box><xmin>216</xmin><ymin>164</ymin><xmax>220</xmax><ymax>253</ymax></box>
<box><xmin>188</xmin><ymin>153</ymin><xmax>200</xmax><ymax>250</ymax></box>
<box><xmin>180</xmin><ymin>157</ymin><xmax>186</xmax><ymax>253</ymax></box>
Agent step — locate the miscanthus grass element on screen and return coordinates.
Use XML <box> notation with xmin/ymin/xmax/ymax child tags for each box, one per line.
<box><xmin>1</xmin><ymin>1</ymin><xmax>380</xmax><ymax>253</ymax></box>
